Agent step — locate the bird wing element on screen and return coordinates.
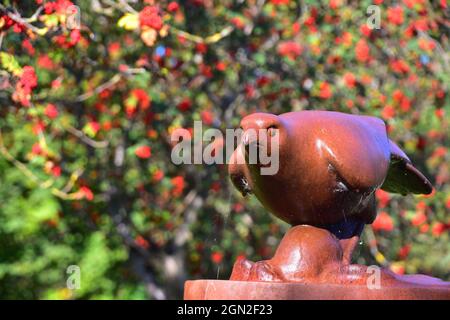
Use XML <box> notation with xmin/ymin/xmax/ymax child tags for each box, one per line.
<box><xmin>380</xmin><ymin>140</ymin><xmax>433</xmax><ymax>195</ymax></box>
<box><xmin>321</xmin><ymin>114</ymin><xmax>391</xmax><ymax>191</ymax></box>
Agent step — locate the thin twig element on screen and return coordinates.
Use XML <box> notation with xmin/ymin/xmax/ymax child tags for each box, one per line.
<box><xmin>170</xmin><ymin>25</ymin><xmax>234</xmax><ymax>44</ymax></box>
<box><xmin>364</xmin><ymin>226</ymin><xmax>390</xmax><ymax>267</ymax></box>
<box><xmin>66</xmin><ymin>125</ymin><xmax>109</xmax><ymax>148</ymax></box>
<box><xmin>0</xmin><ymin>4</ymin><xmax>44</xmax><ymax>34</ymax></box>
<box><xmin>75</xmin><ymin>73</ymin><xmax>121</xmax><ymax>102</ymax></box>
<box><xmin>62</xmin><ymin>168</ymin><xmax>84</xmax><ymax>193</ymax></box>
<box><xmin>0</xmin><ymin>32</ymin><xmax>4</xmax><ymax>50</ymax></box>
<box><xmin>0</xmin><ymin>129</ymin><xmax>52</xmax><ymax>187</ymax></box>
<box><xmin>0</xmin><ymin>129</ymin><xmax>86</xmax><ymax>200</ymax></box>
<box><xmin>27</xmin><ymin>6</ymin><xmax>43</xmax><ymax>22</ymax></box>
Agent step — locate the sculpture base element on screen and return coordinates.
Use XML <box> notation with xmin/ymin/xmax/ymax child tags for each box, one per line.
<box><xmin>184</xmin><ymin>280</ymin><xmax>450</xmax><ymax>300</ymax></box>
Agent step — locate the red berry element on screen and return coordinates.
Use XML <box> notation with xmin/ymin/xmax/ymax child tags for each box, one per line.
<box><xmin>44</xmin><ymin>103</ymin><xmax>59</xmax><ymax>119</ymax></box>
<box><xmin>135</xmin><ymin>145</ymin><xmax>152</xmax><ymax>159</ymax></box>
<box><xmin>167</xmin><ymin>1</ymin><xmax>179</xmax><ymax>12</ymax></box>
<box><xmin>139</xmin><ymin>6</ymin><xmax>163</xmax><ymax>30</ymax></box>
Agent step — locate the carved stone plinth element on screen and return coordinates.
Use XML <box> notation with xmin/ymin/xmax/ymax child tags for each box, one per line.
<box><xmin>184</xmin><ymin>280</ymin><xmax>450</xmax><ymax>300</ymax></box>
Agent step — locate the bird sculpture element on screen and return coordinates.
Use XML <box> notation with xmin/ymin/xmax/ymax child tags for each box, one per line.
<box><xmin>228</xmin><ymin>111</ymin><xmax>449</xmax><ymax>289</ymax></box>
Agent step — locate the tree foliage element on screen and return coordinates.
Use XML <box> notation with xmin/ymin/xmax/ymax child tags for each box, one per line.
<box><xmin>0</xmin><ymin>0</ymin><xmax>449</xmax><ymax>299</ymax></box>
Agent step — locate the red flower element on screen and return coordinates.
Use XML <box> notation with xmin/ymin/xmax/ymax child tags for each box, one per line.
<box><xmin>196</xmin><ymin>43</ymin><xmax>208</xmax><ymax>54</ymax></box>
<box><xmin>416</xmin><ymin>201</ymin><xmax>427</xmax><ymax>211</ymax></box>
<box><xmin>233</xmin><ymin>203</ymin><xmax>244</xmax><ymax>213</ymax></box>
<box><xmin>318</xmin><ymin>82</ymin><xmax>332</xmax><ymax>99</ymax></box>
<box><xmin>167</xmin><ymin>1</ymin><xmax>179</xmax><ymax>12</ymax></box>
<box><xmin>355</xmin><ymin>39</ymin><xmax>370</xmax><ymax>62</ymax></box>
<box><xmin>99</xmin><ymin>89</ymin><xmax>111</xmax><ymax>100</ymax></box>
<box><xmin>44</xmin><ymin>103</ymin><xmax>59</xmax><ymax>119</ymax></box>
<box><xmin>375</xmin><ymin>189</ymin><xmax>391</xmax><ymax>208</ymax></box>
<box><xmin>381</xmin><ymin>105</ymin><xmax>395</xmax><ymax>120</ymax></box>
<box><xmin>21</xmin><ymin>66</ymin><xmax>38</xmax><ymax>89</ymax></box>
<box><xmin>387</xmin><ymin>6</ymin><xmax>404</xmax><ymax>25</ymax></box>
<box><xmin>419</xmin><ymin>224</ymin><xmax>429</xmax><ymax>233</ymax></box>
<box><xmin>418</xmin><ymin>38</ymin><xmax>435</xmax><ymax>52</ymax></box>
<box><xmin>37</xmin><ymin>54</ymin><xmax>56</xmax><ymax>69</ymax></box>
<box><xmin>69</xmin><ymin>29</ymin><xmax>81</xmax><ymax>46</ymax></box>
<box><xmin>329</xmin><ymin>0</ymin><xmax>342</xmax><ymax>9</ymax></box>
<box><xmin>215</xmin><ymin>61</ymin><xmax>226</xmax><ymax>71</ymax></box>
<box><xmin>412</xmin><ymin>211</ymin><xmax>427</xmax><ymax>227</ymax></box>
<box><xmin>372</xmin><ymin>211</ymin><xmax>394</xmax><ymax>232</ymax></box>
<box><xmin>12</xmin><ymin>66</ymin><xmax>38</xmax><ymax>107</ymax></box>
<box><xmin>211</xmin><ymin>181</ymin><xmax>221</xmax><ymax>192</ymax></box>
<box><xmin>390</xmin><ymin>264</ymin><xmax>405</xmax><ymax>275</ymax></box>
<box><xmin>135</xmin><ymin>145</ymin><xmax>152</xmax><ymax>159</ymax></box>
<box><xmin>359</xmin><ymin>24</ymin><xmax>371</xmax><ymax>37</ymax></box>
<box><xmin>22</xmin><ymin>39</ymin><xmax>35</xmax><ymax>56</ymax></box>
<box><xmin>53</xmin><ymin>29</ymin><xmax>81</xmax><ymax>49</ymax></box>
<box><xmin>403</xmin><ymin>0</ymin><xmax>425</xmax><ymax>8</ymax></box>
<box><xmin>292</xmin><ymin>22</ymin><xmax>301</xmax><ymax>34</ymax></box>
<box><xmin>392</xmin><ymin>89</ymin><xmax>411</xmax><ymax>112</ymax></box>
<box><xmin>125</xmin><ymin>89</ymin><xmax>151</xmax><ymax>116</ymax></box>
<box><xmin>152</xmin><ymin>169</ymin><xmax>164</xmax><ymax>182</ymax></box>
<box><xmin>31</xmin><ymin>143</ymin><xmax>43</xmax><ymax>155</ymax></box>
<box><xmin>12</xmin><ymin>21</ymin><xmax>26</xmax><ymax>33</ymax></box>
<box><xmin>135</xmin><ymin>235</ymin><xmax>149</xmax><ymax>249</ymax></box>
<box><xmin>201</xmin><ymin>110</ymin><xmax>214</xmax><ymax>125</ymax></box>
<box><xmin>0</xmin><ymin>14</ymin><xmax>15</xmax><ymax>31</ymax></box>
<box><xmin>200</xmin><ymin>64</ymin><xmax>213</xmax><ymax>78</ymax></box>
<box><xmin>343</xmin><ymin>72</ymin><xmax>356</xmax><ymax>88</ymax></box>
<box><xmin>270</xmin><ymin>0</ymin><xmax>290</xmax><ymax>4</ymax></box>
<box><xmin>277</xmin><ymin>41</ymin><xmax>302</xmax><ymax>60</ymax></box>
<box><xmin>171</xmin><ymin>176</ymin><xmax>185</xmax><ymax>197</ymax></box>
<box><xmin>33</xmin><ymin>122</ymin><xmax>45</xmax><ymax>134</ymax></box>
<box><xmin>44</xmin><ymin>0</ymin><xmax>74</xmax><ymax>14</ymax></box>
<box><xmin>432</xmin><ymin>146</ymin><xmax>447</xmax><ymax>158</ymax></box>
<box><xmin>398</xmin><ymin>244</ymin><xmax>411</xmax><ymax>260</ymax></box>
<box><xmin>245</xmin><ymin>84</ymin><xmax>255</xmax><ymax>98</ymax></box>
<box><xmin>256</xmin><ymin>75</ymin><xmax>271</xmax><ymax>87</ymax></box>
<box><xmin>79</xmin><ymin>186</ymin><xmax>94</xmax><ymax>201</ymax></box>
<box><xmin>177</xmin><ymin>98</ymin><xmax>192</xmax><ymax>112</ymax></box>
<box><xmin>392</xmin><ymin>89</ymin><xmax>404</xmax><ymax>103</ymax></box>
<box><xmin>431</xmin><ymin>222</ymin><xmax>447</xmax><ymax>237</ymax></box>
<box><xmin>51</xmin><ymin>165</ymin><xmax>61</xmax><ymax>177</ymax></box>
<box><xmin>390</xmin><ymin>59</ymin><xmax>410</xmax><ymax>74</ymax></box>
<box><xmin>400</xmin><ymin>97</ymin><xmax>411</xmax><ymax>112</ymax></box>
<box><xmin>51</xmin><ymin>78</ymin><xmax>61</xmax><ymax>89</ymax></box>
<box><xmin>211</xmin><ymin>251</ymin><xmax>224</xmax><ymax>264</ymax></box>
<box><xmin>88</xmin><ymin>121</ymin><xmax>101</xmax><ymax>135</ymax></box>
<box><xmin>413</xmin><ymin>18</ymin><xmax>428</xmax><ymax>32</ymax></box>
<box><xmin>139</xmin><ymin>6</ymin><xmax>163</xmax><ymax>30</ymax></box>
<box><xmin>132</xmin><ymin>88</ymin><xmax>151</xmax><ymax>109</ymax></box>
<box><xmin>230</xmin><ymin>17</ymin><xmax>245</xmax><ymax>29</ymax></box>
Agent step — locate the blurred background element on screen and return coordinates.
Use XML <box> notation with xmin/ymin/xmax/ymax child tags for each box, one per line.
<box><xmin>0</xmin><ymin>0</ymin><xmax>448</xmax><ymax>299</ymax></box>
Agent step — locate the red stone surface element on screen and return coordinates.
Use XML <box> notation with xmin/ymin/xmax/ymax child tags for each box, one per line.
<box><xmin>184</xmin><ymin>280</ymin><xmax>450</xmax><ymax>300</ymax></box>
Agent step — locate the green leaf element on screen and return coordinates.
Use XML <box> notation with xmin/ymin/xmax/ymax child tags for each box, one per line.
<box><xmin>0</xmin><ymin>52</ymin><xmax>22</xmax><ymax>76</ymax></box>
<box><xmin>117</xmin><ymin>13</ymin><xmax>139</xmax><ymax>31</ymax></box>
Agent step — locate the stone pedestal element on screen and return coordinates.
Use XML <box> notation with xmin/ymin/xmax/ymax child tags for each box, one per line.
<box><xmin>184</xmin><ymin>280</ymin><xmax>450</xmax><ymax>300</ymax></box>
